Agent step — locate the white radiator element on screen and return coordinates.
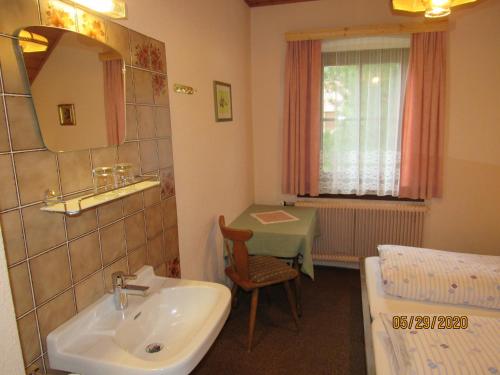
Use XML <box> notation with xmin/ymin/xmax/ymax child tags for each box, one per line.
<box><xmin>296</xmin><ymin>200</ymin><xmax>427</xmax><ymax>262</ymax></box>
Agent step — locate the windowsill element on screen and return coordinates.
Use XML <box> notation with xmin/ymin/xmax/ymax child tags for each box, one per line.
<box><xmin>298</xmin><ymin>194</ymin><xmax>424</xmax><ymax>203</ymax></box>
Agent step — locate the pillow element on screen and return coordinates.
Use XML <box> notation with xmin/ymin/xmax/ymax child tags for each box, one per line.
<box><xmin>380</xmin><ymin>313</ymin><xmax>500</xmax><ymax>375</ymax></box>
<box><xmin>378</xmin><ymin>245</ymin><xmax>500</xmax><ymax>310</ymax></box>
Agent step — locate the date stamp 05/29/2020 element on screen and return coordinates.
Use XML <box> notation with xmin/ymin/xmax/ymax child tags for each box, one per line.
<box><xmin>392</xmin><ymin>315</ymin><xmax>469</xmax><ymax>330</ymax></box>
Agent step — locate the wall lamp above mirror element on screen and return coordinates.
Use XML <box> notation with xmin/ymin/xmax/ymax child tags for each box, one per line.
<box><xmin>17</xmin><ymin>26</ymin><xmax>126</xmax><ymax>152</ymax></box>
<box><xmin>61</xmin><ymin>0</ymin><xmax>127</xmax><ymax>19</ymax></box>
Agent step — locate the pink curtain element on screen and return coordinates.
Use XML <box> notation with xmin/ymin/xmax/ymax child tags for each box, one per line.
<box><xmin>282</xmin><ymin>40</ymin><xmax>322</xmax><ymax>196</ymax></box>
<box><xmin>103</xmin><ymin>59</ymin><xmax>126</xmax><ymax>145</ymax></box>
<box><xmin>399</xmin><ymin>32</ymin><xmax>447</xmax><ymax>200</ymax></box>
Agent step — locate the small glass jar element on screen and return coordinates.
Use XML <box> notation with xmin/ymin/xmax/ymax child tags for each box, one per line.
<box><xmin>92</xmin><ymin>166</ymin><xmax>115</xmax><ymax>193</ymax></box>
<box><xmin>113</xmin><ymin>163</ymin><xmax>134</xmax><ymax>187</ymax></box>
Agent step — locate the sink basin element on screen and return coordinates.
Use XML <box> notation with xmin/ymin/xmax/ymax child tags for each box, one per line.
<box><xmin>47</xmin><ymin>266</ymin><xmax>231</xmax><ymax>375</ymax></box>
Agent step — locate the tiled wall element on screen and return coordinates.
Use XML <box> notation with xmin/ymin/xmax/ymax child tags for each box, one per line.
<box><xmin>0</xmin><ymin>1</ymin><xmax>180</xmax><ymax>374</ymax></box>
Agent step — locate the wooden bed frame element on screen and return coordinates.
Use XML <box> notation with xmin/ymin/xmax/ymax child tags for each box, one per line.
<box><xmin>360</xmin><ymin>258</ymin><xmax>377</xmax><ymax>375</ymax></box>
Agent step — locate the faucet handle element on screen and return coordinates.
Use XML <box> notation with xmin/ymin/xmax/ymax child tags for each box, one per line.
<box><xmin>111</xmin><ymin>272</ymin><xmax>137</xmax><ymax>288</ymax></box>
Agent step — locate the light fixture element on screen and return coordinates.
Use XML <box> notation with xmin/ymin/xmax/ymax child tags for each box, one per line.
<box><xmin>392</xmin><ymin>0</ymin><xmax>477</xmax><ymax>18</ymax></box>
<box><xmin>63</xmin><ymin>0</ymin><xmax>127</xmax><ymax>19</ymax></box>
<box><xmin>18</xmin><ymin>30</ymin><xmax>49</xmax><ymax>53</ymax></box>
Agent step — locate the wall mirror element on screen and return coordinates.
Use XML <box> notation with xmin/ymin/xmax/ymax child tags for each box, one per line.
<box><xmin>17</xmin><ymin>26</ymin><xmax>126</xmax><ymax>152</ymax></box>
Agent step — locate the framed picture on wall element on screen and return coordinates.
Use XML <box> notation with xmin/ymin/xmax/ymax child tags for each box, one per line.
<box><xmin>213</xmin><ymin>81</ymin><xmax>233</xmax><ymax>122</ymax></box>
<box><xmin>58</xmin><ymin>104</ymin><xmax>76</xmax><ymax>126</ymax></box>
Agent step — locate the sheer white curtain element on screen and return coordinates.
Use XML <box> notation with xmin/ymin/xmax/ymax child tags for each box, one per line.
<box><xmin>320</xmin><ymin>37</ymin><xmax>410</xmax><ymax>196</ymax></box>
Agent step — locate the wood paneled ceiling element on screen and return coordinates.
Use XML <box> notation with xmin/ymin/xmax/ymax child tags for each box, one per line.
<box><xmin>245</xmin><ymin>0</ymin><xmax>319</xmax><ymax>7</ymax></box>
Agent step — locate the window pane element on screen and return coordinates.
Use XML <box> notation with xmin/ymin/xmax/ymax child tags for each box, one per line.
<box><xmin>320</xmin><ymin>47</ymin><xmax>409</xmax><ymax>196</ymax></box>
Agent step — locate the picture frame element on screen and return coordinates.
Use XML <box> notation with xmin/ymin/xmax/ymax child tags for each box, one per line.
<box><xmin>58</xmin><ymin>104</ymin><xmax>76</xmax><ymax>126</ymax></box>
<box><xmin>213</xmin><ymin>81</ymin><xmax>233</xmax><ymax>122</ymax></box>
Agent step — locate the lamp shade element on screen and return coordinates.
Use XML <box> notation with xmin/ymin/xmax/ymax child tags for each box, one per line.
<box><xmin>393</xmin><ymin>0</ymin><xmax>477</xmax><ymax>17</ymax></box>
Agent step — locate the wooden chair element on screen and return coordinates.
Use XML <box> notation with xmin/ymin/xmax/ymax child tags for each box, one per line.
<box><xmin>219</xmin><ymin>215</ymin><xmax>300</xmax><ymax>352</ymax></box>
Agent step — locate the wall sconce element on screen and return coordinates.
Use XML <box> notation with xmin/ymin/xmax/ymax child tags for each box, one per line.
<box><xmin>174</xmin><ymin>84</ymin><xmax>196</xmax><ymax>95</ymax></box>
<box><xmin>18</xmin><ymin>30</ymin><xmax>49</xmax><ymax>53</ymax></box>
<box><xmin>392</xmin><ymin>0</ymin><xmax>477</xmax><ymax>18</ymax></box>
<box><xmin>63</xmin><ymin>0</ymin><xmax>127</xmax><ymax>19</ymax></box>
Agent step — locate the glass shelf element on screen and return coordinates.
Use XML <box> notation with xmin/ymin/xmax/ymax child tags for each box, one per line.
<box><xmin>41</xmin><ymin>175</ymin><xmax>160</xmax><ymax>216</ymax></box>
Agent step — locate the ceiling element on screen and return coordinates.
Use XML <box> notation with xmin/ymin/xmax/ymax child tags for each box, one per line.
<box><xmin>245</xmin><ymin>0</ymin><xmax>319</xmax><ymax>7</ymax></box>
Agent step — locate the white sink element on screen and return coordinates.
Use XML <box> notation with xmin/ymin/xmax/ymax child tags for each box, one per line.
<box><xmin>47</xmin><ymin>266</ymin><xmax>231</xmax><ymax>375</ymax></box>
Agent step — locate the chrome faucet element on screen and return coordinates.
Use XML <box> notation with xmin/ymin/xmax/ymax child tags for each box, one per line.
<box><xmin>111</xmin><ymin>271</ymin><xmax>149</xmax><ymax>311</ymax></box>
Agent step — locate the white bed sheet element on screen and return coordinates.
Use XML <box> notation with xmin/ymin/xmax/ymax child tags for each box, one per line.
<box><xmin>365</xmin><ymin>256</ymin><xmax>500</xmax><ymax>319</ymax></box>
<box><xmin>365</xmin><ymin>256</ymin><xmax>500</xmax><ymax>375</ymax></box>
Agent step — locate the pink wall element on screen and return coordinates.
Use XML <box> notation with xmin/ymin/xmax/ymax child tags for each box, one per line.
<box><xmin>120</xmin><ymin>0</ymin><xmax>254</xmax><ymax>281</ymax></box>
<box><xmin>250</xmin><ymin>0</ymin><xmax>500</xmax><ymax>255</ymax></box>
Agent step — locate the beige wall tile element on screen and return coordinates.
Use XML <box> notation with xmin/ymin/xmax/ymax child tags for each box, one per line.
<box><xmin>130</xmin><ymin>31</ymin><xmax>151</xmax><ymax>69</ymax></box>
<box><xmin>37</xmin><ymin>290</ymin><xmax>75</xmax><ymax>352</ymax></box>
<box><xmin>5</xmin><ymin>96</ymin><xmax>44</xmax><ymax>151</ymax></box>
<box><xmin>153</xmin><ymin>74</ymin><xmax>169</xmax><ymax>106</ymax></box>
<box><xmin>164</xmin><ymin>226</ymin><xmax>179</xmax><ymax>260</ymax></box>
<box><xmin>76</xmin><ymin>9</ymin><xmax>106</xmax><ymax>42</ymax></box>
<box><xmin>26</xmin><ymin>357</ymin><xmax>44</xmax><ymax>375</ymax></box>
<box><xmin>74</xmin><ymin>271</ymin><xmax>104</xmax><ymax>312</ymax></box>
<box><xmin>136</xmin><ymin>106</ymin><xmax>155</xmax><ymax>139</ymax></box>
<box><xmin>23</xmin><ymin>204</ymin><xmax>66</xmax><ymax>257</ymax></box>
<box><xmin>106</xmin><ymin>21</ymin><xmax>131</xmax><ymax>65</ymax></box>
<box><xmin>30</xmin><ymin>245</ymin><xmax>71</xmax><ymax>305</ymax></box>
<box><xmin>100</xmin><ymin>220</ymin><xmax>126</xmax><ymax>266</ymax></box>
<box><xmin>123</xmin><ymin>192</ymin><xmax>143</xmax><ymax>215</ymax></box>
<box><xmin>0</xmin><ymin>154</ymin><xmax>19</xmax><ymax>210</ymax></box>
<box><xmin>147</xmin><ymin>234</ymin><xmax>164</xmax><ymax>268</ymax></box>
<box><xmin>17</xmin><ymin>312</ymin><xmax>41</xmax><ymax>366</ymax></box>
<box><xmin>0</xmin><ymin>99</ymin><xmax>10</xmax><ymax>152</ymax></box>
<box><xmin>66</xmin><ymin>208</ymin><xmax>97</xmax><ymax>239</ymax></box>
<box><xmin>58</xmin><ymin>150</ymin><xmax>92</xmax><ymax>194</ymax></box>
<box><xmin>15</xmin><ymin>151</ymin><xmax>59</xmax><ymax>205</ymax></box>
<box><xmin>132</xmin><ymin>69</ymin><xmax>154</xmax><ymax>104</ymax></box>
<box><xmin>144</xmin><ymin>186</ymin><xmax>160</xmax><ymax>207</ymax></box>
<box><xmin>91</xmin><ymin>146</ymin><xmax>117</xmax><ymax>169</ymax></box>
<box><xmin>1</xmin><ymin>210</ymin><xmax>26</xmax><ymax>265</ymax></box>
<box><xmin>69</xmin><ymin>232</ymin><xmax>101</xmax><ymax>283</ymax></box>
<box><xmin>125</xmin><ymin>66</ymin><xmax>135</xmax><ymax>103</ymax></box>
<box><xmin>150</xmin><ymin>39</ymin><xmax>167</xmax><ymax>73</ymax></box>
<box><xmin>103</xmin><ymin>257</ymin><xmax>128</xmax><ymax>292</ymax></box>
<box><xmin>118</xmin><ymin>141</ymin><xmax>140</xmax><ymax>176</ymax></box>
<box><xmin>154</xmin><ymin>263</ymin><xmax>167</xmax><ymax>277</ymax></box>
<box><xmin>39</xmin><ymin>0</ymin><xmax>77</xmax><ymax>31</ymax></box>
<box><xmin>139</xmin><ymin>140</ymin><xmax>159</xmax><ymax>173</ymax></box>
<box><xmin>154</xmin><ymin>107</ymin><xmax>172</xmax><ymax>138</ymax></box>
<box><xmin>125</xmin><ymin>105</ymin><xmax>138</xmax><ymax>141</ymax></box>
<box><xmin>0</xmin><ymin>37</ymin><xmax>30</xmax><ymax>94</ymax></box>
<box><xmin>97</xmin><ymin>200</ymin><xmax>123</xmax><ymax>226</ymax></box>
<box><xmin>124</xmin><ymin>212</ymin><xmax>146</xmax><ymax>251</ymax></box>
<box><xmin>162</xmin><ymin>197</ymin><xmax>177</xmax><ymax>228</ymax></box>
<box><xmin>157</xmin><ymin>138</ymin><xmax>173</xmax><ymax>169</ymax></box>
<box><xmin>160</xmin><ymin>167</ymin><xmax>175</xmax><ymax>199</ymax></box>
<box><xmin>128</xmin><ymin>245</ymin><xmax>146</xmax><ymax>274</ymax></box>
<box><xmin>0</xmin><ymin>0</ymin><xmax>40</xmax><ymax>35</ymax></box>
<box><xmin>145</xmin><ymin>204</ymin><xmax>162</xmax><ymax>240</ymax></box>
<box><xmin>8</xmin><ymin>262</ymin><xmax>33</xmax><ymax>317</ymax></box>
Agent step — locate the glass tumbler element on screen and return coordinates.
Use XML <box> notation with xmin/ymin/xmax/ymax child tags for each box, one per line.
<box><xmin>93</xmin><ymin>166</ymin><xmax>115</xmax><ymax>193</ymax></box>
<box><xmin>113</xmin><ymin>163</ymin><xmax>134</xmax><ymax>188</ymax></box>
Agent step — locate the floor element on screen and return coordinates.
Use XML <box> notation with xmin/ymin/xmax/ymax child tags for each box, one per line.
<box><xmin>193</xmin><ymin>266</ymin><xmax>366</xmax><ymax>375</ymax></box>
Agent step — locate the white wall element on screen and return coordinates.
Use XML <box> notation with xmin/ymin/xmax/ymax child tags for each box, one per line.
<box><xmin>250</xmin><ymin>0</ymin><xmax>500</xmax><ymax>255</ymax></box>
<box><xmin>0</xmin><ymin>229</ymin><xmax>25</xmax><ymax>375</ymax></box>
<box><xmin>120</xmin><ymin>0</ymin><xmax>254</xmax><ymax>281</ymax></box>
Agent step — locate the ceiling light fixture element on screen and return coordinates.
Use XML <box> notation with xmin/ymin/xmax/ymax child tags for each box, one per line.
<box><xmin>18</xmin><ymin>30</ymin><xmax>49</xmax><ymax>53</ymax></box>
<box><xmin>392</xmin><ymin>0</ymin><xmax>477</xmax><ymax>18</ymax></box>
<box><xmin>63</xmin><ymin>0</ymin><xmax>127</xmax><ymax>19</ymax></box>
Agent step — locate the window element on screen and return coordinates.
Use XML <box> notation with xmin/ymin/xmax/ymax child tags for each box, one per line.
<box><xmin>320</xmin><ymin>37</ymin><xmax>410</xmax><ymax>196</ymax></box>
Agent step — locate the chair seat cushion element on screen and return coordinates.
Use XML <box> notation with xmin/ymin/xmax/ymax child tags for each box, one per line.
<box><xmin>249</xmin><ymin>255</ymin><xmax>298</xmax><ymax>284</ymax></box>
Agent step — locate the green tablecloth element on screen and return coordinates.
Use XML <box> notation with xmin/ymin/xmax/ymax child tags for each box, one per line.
<box><xmin>229</xmin><ymin>204</ymin><xmax>319</xmax><ymax>279</ymax></box>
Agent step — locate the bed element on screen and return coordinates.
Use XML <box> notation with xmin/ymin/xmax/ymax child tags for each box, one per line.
<box><xmin>361</xmin><ymin>255</ymin><xmax>500</xmax><ymax>375</ymax></box>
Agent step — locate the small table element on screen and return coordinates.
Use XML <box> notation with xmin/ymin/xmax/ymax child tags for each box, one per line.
<box><xmin>229</xmin><ymin>204</ymin><xmax>319</xmax><ymax>279</ymax></box>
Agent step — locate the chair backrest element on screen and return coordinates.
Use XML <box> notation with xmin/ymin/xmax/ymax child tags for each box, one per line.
<box><xmin>219</xmin><ymin>215</ymin><xmax>253</xmax><ymax>281</ymax></box>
